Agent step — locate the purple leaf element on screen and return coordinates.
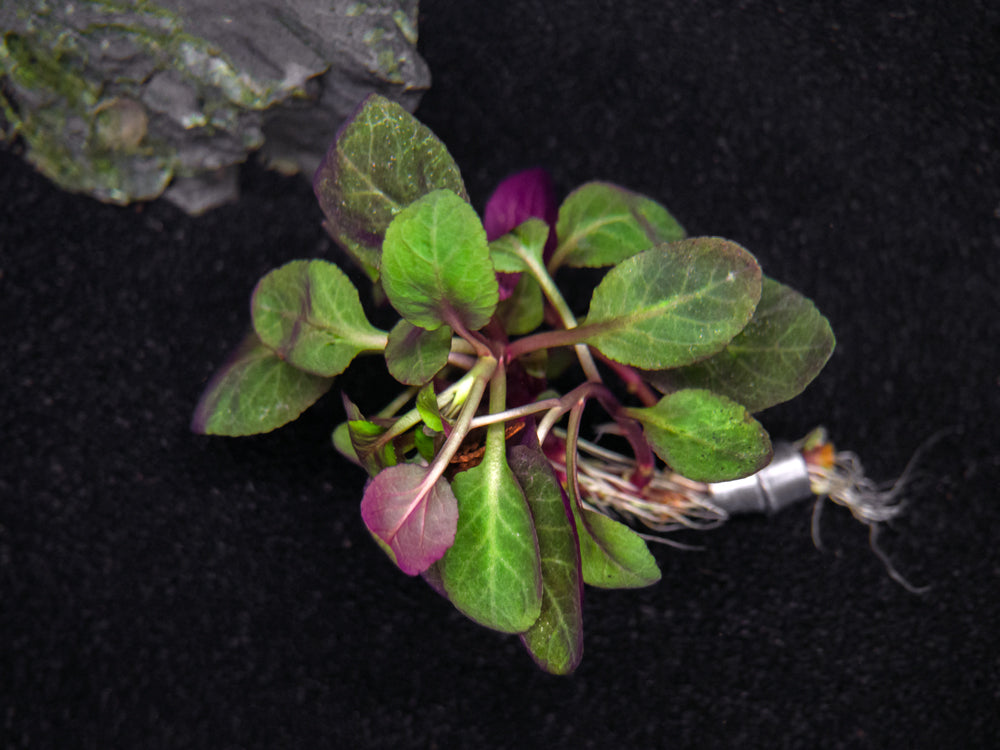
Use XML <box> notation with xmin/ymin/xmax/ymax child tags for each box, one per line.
<box><xmin>484</xmin><ymin>168</ymin><xmax>557</xmax><ymax>299</ymax></box>
<box><xmin>484</xmin><ymin>168</ymin><xmax>558</xmax><ymax>240</ymax></box>
<box><xmin>495</xmin><ymin>271</ymin><xmax>521</xmax><ymax>302</ymax></box>
<box><xmin>360</xmin><ymin>464</ymin><xmax>458</xmax><ymax>575</ymax></box>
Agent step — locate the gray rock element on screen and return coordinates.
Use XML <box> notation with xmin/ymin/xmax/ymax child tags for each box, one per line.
<box><xmin>0</xmin><ymin>0</ymin><xmax>428</xmax><ymax>213</ymax></box>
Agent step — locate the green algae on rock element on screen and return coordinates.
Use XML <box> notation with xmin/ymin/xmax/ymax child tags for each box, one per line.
<box><xmin>0</xmin><ymin>0</ymin><xmax>428</xmax><ymax>213</ymax></box>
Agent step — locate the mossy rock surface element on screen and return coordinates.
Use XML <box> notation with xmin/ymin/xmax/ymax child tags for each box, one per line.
<box><xmin>0</xmin><ymin>0</ymin><xmax>428</xmax><ymax>213</ymax></box>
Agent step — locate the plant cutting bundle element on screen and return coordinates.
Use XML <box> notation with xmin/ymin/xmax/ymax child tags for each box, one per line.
<box><xmin>193</xmin><ymin>94</ymin><xmax>910</xmax><ymax>674</ymax></box>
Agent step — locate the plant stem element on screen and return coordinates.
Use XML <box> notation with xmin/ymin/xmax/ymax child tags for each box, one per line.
<box><xmin>514</xmin><ymin>245</ymin><xmax>602</xmax><ymax>382</ymax></box>
<box><xmin>450</xmin><ymin>337</ymin><xmax>477</xmax><ymax>356</ymax></box>
<box><xmin>587</xmin><ymin>387</ymin><xmax>655</xmax><ymax>488</ymax></box>
<box><xmin>358</xmin><ymin>330</ymin><xmax>391</xmax><ymax>351</ymax></box>
<box><xmin>531</xmin><ymin>381</ymin><xmax>655</xmax><ymax>488</ymax></box>
<box><xmin>394</xmin><ymin>362</ymin><xmax>494</xmax><ymax>534</ymax></box>
<box><xmin>563</xmin><ymin>396</ymin><xmax>587</xmax><ymax>509</ymax></box>
<box><xmin>448</xmin><ymin>352</ymin><xmax>477</xmax><ymax>370</ymax></box>
<box><xmin>418</xmin><ymin>357</ymin><xmax>496</xmax><ymax>491</ymax></box>
<box><xmin>484</xmin><ymin>359</ymin><xmax>508</xmax><ymax>455</ymax></box>
<box><xmin>374</xmin><ymin>357</ymin><xmax>494</xmax><ymax>449</ymax></box>
<box><xmin>468</xmin><ymin>397</ymin><xmax>565</xmax><ymax>430</ymax></box>
<box><xmin>445</xmin><ymin>312</ymin><xmax>495</xmax><ymax>359</ymax></box>
<box><xmin>593</xmin><ymin>350</ymin><xmax>660</xmax><ymax>408</ymax></box>
<box><xmin>505</xmin><ymin>322</ymin><xmax>604</xmax><ymax>361</ymax></box>
<box><xmin>533</xmin><ymin>380</ymin><xmax>615</xmax><ymax>445</ymax></box>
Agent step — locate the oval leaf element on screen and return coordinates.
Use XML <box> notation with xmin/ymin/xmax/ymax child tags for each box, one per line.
<box><xmin>628</xmin><ymin>389</ymin><xmax>772</xmax><ymax>482</ymax></box>
<box><xmin>550</xmin><ymin>182</ymin><xmax>686</xmax><ymax>270</ymax></box>
<box><xmin>381</xmin><ymin>189</ymin><xmax>499</xmax><ymax>331</ymax></box>
<box><xmin>509</xmin><ymin>445</ymin><xmax>584</xmax><ymax>675</ymax></box>
<box><xmin>385</xmin><ymin>319</ymin><xmax>452</xmax><ymax>385</ymax></box>
<box><xmin>581</xmin><ymin>238</ymin><xmax>762</xmax><ymax>369</ymax></box>
<box><xmin>571</xmin><ymin>501</ymin><xmax>661</xmax><ymax>589</ymax></box>
<box><xmin>360</xmin><ymin>463</ymin><xmax>459</xmax><ymax>576</ymax></box>
<box><xmin>191</xmin><ymin>332</ymin><xmax>334</xmax><ymax>436</ymax></box>
<box><xmin>252</xmin><ymin>260</ymin><xmax>387</xmax><ymax>377</ymax></box>
<box><xmin>313</xmin><ymin>94</ymin><xmax>467</xmax><ymax>280</ymax></box>
<box><xmin>646</xmin><ymin>277</ymin><xmax>836</xmax><ymax>412</ymax></box>
<box><xmin>439</xmin><ymin>431</ymin><xmax>542</xmax><ymax>633</ymax></box>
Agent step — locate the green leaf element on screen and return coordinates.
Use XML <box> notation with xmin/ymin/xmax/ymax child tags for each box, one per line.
<box><xmin>627</xmin><ymin>389</ymin><xmax>772</xmax><ymax>482</ymax></box>
<box><xmin>191</xmin><ymin>332</ymin><xmax>334</xmax><ymax>436</ymax></box>
<box><xmin>580</xmin><ymin>238</ymin><xmax>762</xmax><ymax>369</ymax></box>
<box><xmin>347</xmin><ymin>419</ymin><xmax>397</xmax><ymax>476</ymax></box>
<box><xmin>549</xmin><ymin>182</ymin><xmax>686</xmax><ymax>270</ymax></box>
<box><xmin>571</xmin><ymin>502</ymin><xmax>661</xmax><ymax>589</ymax></box>
<box><xmin>488</xmin><ymin>218</ymin><xmax>550</xmax><ymax>272</ymax></box>
<box><xmin>438</xmin><ymin>428</ymin><xmax>542</xmax><ymax>633</ymax></box>
<box><xmin>252</xmin><ymin>260</ymin><xmax>387</xmax><ymax>377</ymax></box>
<box><xmin>646</xmin><ymin>277</ymin><xmax>836</xmax><ymax>412</ymax></box>
<box><xmin>416</xmin><ymin>382</ymin><xmax>444</xmax><ymax>432</ymax></box>
<box><xmin>413</xmin><ymin>424</ymin><xmax>438</xmax><ymax>462</ymax></box>
<box><xmin>385</xmin><ymin>319</ymin><xmax>452</xmax><ymax>385</ymax></box>
<box><xmin>332</xmin><ymin>421</ymin><xmax>360</xmax><ymax>465</ymax></box>
<box><xmin>381</xmin><ymin>190</ymin><xmax>499</xmax><ymax>332</ymax></box>
<box><xmin>341</xmin><ymin>395</ymin><xmax>396</xmax><ymax>475</ymax></box>
<box><xmin>508</xmin><ymin>445</ymin><xmax>584</xmax><ymax>675</ymax></box>
<box><xmin>497</xmin><ymin>272</ymin><xmax>544</xmax><ymax>335</ymax></box>
<box><xmin>313</xmin><ymin>94</ymin><xmax>467</xmax><ymax>280</ymax></box>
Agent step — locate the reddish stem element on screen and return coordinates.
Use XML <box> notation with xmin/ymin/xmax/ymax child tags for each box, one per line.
<box><xmin>593</xmin><ymin>350</ymin><xmax>660</xmax><ymax>408</ymax></box>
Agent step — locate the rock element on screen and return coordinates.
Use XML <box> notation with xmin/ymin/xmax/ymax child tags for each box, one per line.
<box><xmin>0</xmin><ymin>0</ymin><xmax>429</xmax><ymax>214</ymax></box>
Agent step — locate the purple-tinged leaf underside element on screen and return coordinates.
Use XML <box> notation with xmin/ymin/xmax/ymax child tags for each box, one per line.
<box><xmin>361</xmin><ymin>463</ymin><xmax>459</xmax><ymax>576</ymax></box>
<box><xmin>484</xmin><ymin>168</ymin><xmax>557</xmax><ymax>299</ymax></box>
<box><xmin>484</xmin><ymin>168</ymin><xmax>557</xmax><ymax>244</ymax></box>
